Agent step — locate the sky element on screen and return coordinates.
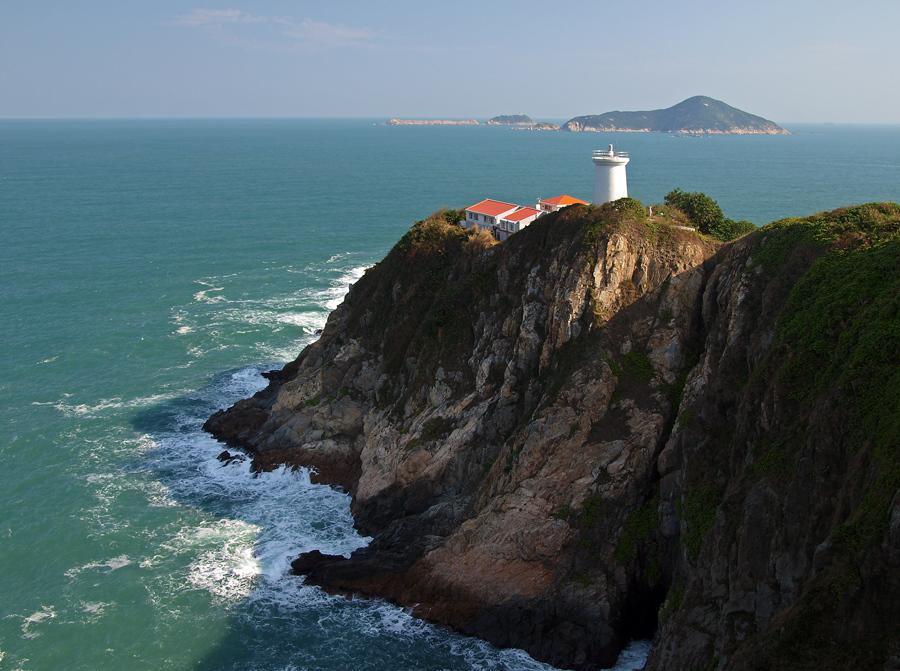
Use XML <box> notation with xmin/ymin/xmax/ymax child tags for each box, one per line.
<box><xmin>1</xmin><ymin>0</ymin><xmax>898</xmax><ymax>122</ymax></box>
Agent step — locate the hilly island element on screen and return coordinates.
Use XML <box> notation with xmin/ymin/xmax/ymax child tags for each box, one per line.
<box><xmin>206</xmin><ymin>199</ymin><xmax>899</xmax><ymax>670</ymax></box>
<box><xmin>387</xmin><ymin>96</ymin><xmax>787</xmax><ymax>135</ymax></box>
<box><xmin>562</xmin><ymin>96</ymin><xmax>788</xmax><ymax>135</ymax></box>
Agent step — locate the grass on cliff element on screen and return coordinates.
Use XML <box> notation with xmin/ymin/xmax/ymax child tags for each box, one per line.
<box><xmin>730</xmin><ymin>203</ymin><xmax>900</xmax><ymax>669</ymax></box>
<box><xmin>777</xmin><ymin>233</ymin><xmax>900</xmax><ymax>552</ymax></box>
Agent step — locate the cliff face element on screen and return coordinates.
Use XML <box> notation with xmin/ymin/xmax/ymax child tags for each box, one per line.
<box><xmin>205</xmin><ymin>203</ymin><xmax>900</xmax><ymax>670</ymax></box>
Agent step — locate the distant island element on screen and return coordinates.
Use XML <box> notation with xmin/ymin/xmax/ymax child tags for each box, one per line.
<box><xmin>487</xmin><ymin>114</ymin><xmax>534</xmax><ymax>126</ymax></box>
<box><xmin>563</xmin><ymin>96</ymin><xmax>788</xmax><ymax>135</ymax></box>
<box><xmin>386</xmin><ymin>97</ymin><xmax>787</xmax><ymax>135</ymax></box>
<box><xmin>488</xmin><ymin>114</ymin><xmax>560</xmax><ymax>131</ymax></box>
<box><xmin>387</xmin><ymin>118</ymin><xmax>479</xmax><ymax>126</ymax></box>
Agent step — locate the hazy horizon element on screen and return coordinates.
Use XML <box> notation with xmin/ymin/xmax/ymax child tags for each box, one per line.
<box><xmin>2</xmin><ymin>0</ymin><xmax>898</xmax><ymax>123</ymax></box>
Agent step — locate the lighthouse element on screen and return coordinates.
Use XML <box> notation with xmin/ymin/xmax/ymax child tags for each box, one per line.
<box><xmin>592</xmin><ymin>144</ymin><xmax>630</xmax><ymax>204</ymax></box>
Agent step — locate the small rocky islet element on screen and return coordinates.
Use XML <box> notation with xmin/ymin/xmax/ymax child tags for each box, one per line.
<box><xmin>205</xmin><ymin>200</ymin><xmax>899</xmax><ymax>670</ymax></box>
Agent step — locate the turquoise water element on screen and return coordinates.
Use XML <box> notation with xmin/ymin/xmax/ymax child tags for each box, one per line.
<box><xmin>1</xmin><ymin>120</ymin><xmax>898</xmax><ymax>671</ymax></box>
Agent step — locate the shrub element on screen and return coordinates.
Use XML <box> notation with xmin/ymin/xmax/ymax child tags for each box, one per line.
<box><xmin>465</xmin><ymin>226</ymin><xmax>497</xmax><ymax>252</ymax></box>
<box><xmin>664</xmin><ymin>189</ymin><xmax>754</xmax><ymax>241</ymax></box>
<box><xmin>664</xmin><ymin>189</ymin><xmax>724</xmax><ymax>234</ymax></box>
<box><xmin>719</xmin><ymin>218</ymin><xmax>757</xmax><ymax>239</ymax></box>
<box><xmin>599</xmin><ymin>196</ymin><xmax>647</xmax><ymax>221</ymax></box>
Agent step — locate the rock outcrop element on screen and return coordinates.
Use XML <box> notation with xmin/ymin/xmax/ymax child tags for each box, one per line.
<box><xmin>205</xmin><ymin>203</ymin><xmax>900</xmax><ymax>670</ymax></box>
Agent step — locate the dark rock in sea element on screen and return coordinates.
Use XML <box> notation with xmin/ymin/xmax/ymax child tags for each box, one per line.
<box><xmin>205</xmin><ymin>203</ymin><xmax>900</xmax><ymax>670</ymax></box>
<box><xmin>216</xmin><ymin>449</ymin><xmax>245</xmax><ymax>466</ymax></box>
<box><xmin>291</xmin><ymin>550</ymin><xmax>348</xmax><ymax>575</ymax></box>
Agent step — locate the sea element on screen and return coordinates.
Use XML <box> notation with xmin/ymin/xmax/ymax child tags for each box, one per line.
<box><xmin>1</xmin><ymin>119</ymin><xmax>898</xmax><ymax>671</ymax></box>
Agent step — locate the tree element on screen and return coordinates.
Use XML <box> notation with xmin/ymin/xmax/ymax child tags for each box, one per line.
<box><xmin>664</xmin><ymin>189</ymin><xmax>724</xmax><ymax>234</ymax></box>
<box><xmin>664</xmin><ymin>189</ymin><xmax>755</xmax><ymax>241</ymax></box>
<box><xmin>717</xmin><ymin>218</ymin><xmax>756</xmax><ymax>240</ymax></box>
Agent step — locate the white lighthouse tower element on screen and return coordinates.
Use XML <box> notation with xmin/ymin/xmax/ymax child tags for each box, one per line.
<box><xmin>592</xmin><ymin>144</ymin><xmax>630</xmax><ymax>204</ymax></box>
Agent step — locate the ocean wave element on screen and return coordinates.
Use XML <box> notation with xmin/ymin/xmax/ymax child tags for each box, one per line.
<box><xmin>18</xmin><ymin>605</ymin><xmax>56</xmax><ymax>640</ymax></box>
<box><xmin>193</xmin><ymin>281</ymin><xmax>226</xmax><ymax>304</ymax></box>
<box><xmin>113</xmin><ymin>254</ymin><xmax>647</xmax><ymax>669</ymax></box>
<box><xmin>64</xmin><ymin>555</ymin><xmax>132</xmax><ymax>579</ymax></box>
<box><xmin>33</xmin><ymin>392</ymin><xmax>183</xmax><ymax>418</ymax></box>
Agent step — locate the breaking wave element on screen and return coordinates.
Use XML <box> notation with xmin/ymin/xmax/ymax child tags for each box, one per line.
<box><xmin>54</xmin><ymin>251</ymin><xmax>647</xmax><ymax>670</ymax></box>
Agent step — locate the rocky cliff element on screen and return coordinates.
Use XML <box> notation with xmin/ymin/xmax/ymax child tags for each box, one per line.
<box><xmin>205</xmin><ymin>202</ymin><xmax>899</xmax><ymax>670</ymax></box>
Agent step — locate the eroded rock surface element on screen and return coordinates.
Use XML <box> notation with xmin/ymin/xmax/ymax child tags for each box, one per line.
<box><xmin>206</xmin><ymin>203</ymin><xmax>900</xmax><ymax>670</ymax></box>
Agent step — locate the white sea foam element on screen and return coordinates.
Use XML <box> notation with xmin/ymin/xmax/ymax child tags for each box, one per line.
<box><xmin>193</xmin><ymin>280</ymin><xmax>226</xmax><ymax>304</ymax></box>
<box><xmin>19</xmin><ymin>606</ymin><xmax>55</xmax><ymax>639</ymax></box>
<box><xmin>78</xmin><ymin>601</ymin><xmax>112</xmax><ymax>623</ymax></box>
<box><xmin>608</xmin><ymin>640</ymin><xmax>652</xmax><ymax>670</ymax></box>
<box><xmin>65</xmin><ymin>555</ymin><xmax>132</xmax><ymax>579</ymax></box>
<box><xmin>34</xmin><ymin>392</ymin><xmax>182</xmax><ymax>418</ymax></box>
<box><xmin>120</xmin><ymin>254</ymin><xmax>648</xmax><ymax>670</ymax></box>
<box><xmin>182</xmin><ymin>519</ymin><xmax>262</xmax><ymax>601</ymax></box>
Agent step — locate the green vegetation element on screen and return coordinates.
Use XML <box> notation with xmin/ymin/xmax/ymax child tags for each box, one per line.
<box><xmin>579</xmin><ymin>197</ymin><xmax>647</xmax><ymax>253</ymax></box>
<box><xmin>605</xmin><ymin>349</ymin><xmax>655</xmax><ymax>386</ymax></box>
<box><xmin>728</xmin><ymin>204</ymin><xmax>900</xmax><ymax>669</ymax></box>
<box><xmin>751</xmin><ymin>440</ymin><xmax>791</xmax><ymax>480</ymax></box>
<box><xmin>776</xmin><ymin>235</ymin><xmax>900</xmax><ymax>550</ymax></box>
<box><xmin>615</xmin><ymin>497</ymin><xmax>658</xmax><ymax>563</ymax></box>
<box><xmin>619</xmin><ymin>350</ymin><xmax>655</xmax><ymax>384</ymax></box>
<box><xmin>580</xmin><ymin>493</ymin><xmax>604</xmax><ymax>527</ymax></box>
<box><xmin>563</xmin><ymin>95</ymin><xmax>787</xmax><ymax>134</ymax></box>
<box><xmin>488</xmin><ymin>114</ymin><xmax>534</xmax><ymax>125</ymax></box>
<box><xmin>664</xmin><ymin>188</ymin><xmax>755</xmax><ymax>241</ymax></box>
<box><xmin>602</xmin><ymin>197</ymin><xmax>648</xmax><ymax>221</ymax></box>
<box><xmin>396</xmin><ymin>208</ymin><xmax>468</xmax><ymax>254</ymax></box>
<box><xmin>660</xmin><ymin>366</ymin><xmax>691</xmax><ymax>411</ymax></box>
<box><xmin>420</xmin><ymin>416</ymin><xmax>455</xmax><ymax>441</ymax></box>
<box><xmin>552</xmin><ymin>503</ymin><xmax>573</xmax><ymax>521</ymax></box>
<box><xmin>751</xmin><ymin>202</ymin><xmax>900</xmax><ymax>270</ymax></box>
<box><xmin>682</xmin><ymin>485</ymin><xmax>719</xmax><ymax>560</ymax></box>
<box><xmin>406</xmin><ymin>416</ymin><xmax>455</xmax><ymax>450</ymax></box>
<box><xmin>658</xmin><ymin>581</ymin><xmax>684</xmax><ymax>623</ymax></box>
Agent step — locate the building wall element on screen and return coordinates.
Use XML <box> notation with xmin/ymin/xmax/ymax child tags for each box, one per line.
<box><xmin>500</xmin><ymin>212</ymin><xmax>541</xmax><ymax>233</ymax></box>
<box><xmin>466</xmin><ymin>208</ymin><xmax>517</xmax><ymax>232</ymax></box>
<box><xmin>592</xmin><ymin>164</ymin><xmax>628</xmax><ymax>204</ymax></box>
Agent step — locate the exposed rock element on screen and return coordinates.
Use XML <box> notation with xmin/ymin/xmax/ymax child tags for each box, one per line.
<box><xmin>216</xmin><ymin>449</ymin><xmax>245</xmax><ymax>466</ymax></box>
<box><xmin>205</xmin><ymin>203</ymin><xmax>900</xmax><ymax>670</ymax></box>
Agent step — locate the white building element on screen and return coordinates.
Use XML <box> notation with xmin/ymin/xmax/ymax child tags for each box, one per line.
<box><xmin>464</xmin><ymin>199</ymin><xmax>519</xmax><ymax>232</ymax></box>
<box><xmin>592</xmin><ymin>144</ymin><xmax>629</xmax><ymax>204</ymax></box>
<box><xmin>496</xmin><ymin>206</ymin><xmax>542</xmax><ymax>240</ymax></box>
<box><xmin>464</xmin><ymin>200</ymin><xmax>545</xmax><ymax>240</ymax></box>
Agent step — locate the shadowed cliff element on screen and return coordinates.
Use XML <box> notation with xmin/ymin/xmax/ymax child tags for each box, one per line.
<box><xmin>205</xmin><ymin>202</ymin><xmax>900</xmax><ymax>670</ymax></box>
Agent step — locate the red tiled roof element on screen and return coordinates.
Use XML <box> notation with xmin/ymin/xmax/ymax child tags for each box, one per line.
<box><xmin>540</xmin><ymin>194</ymin><xmax>588</xmax><ymax>207</ymax></box>
<box><xmin>466</xmin><ymin>199</ymin><xmax>519</xmax><ymax>217</ymax></box>
<box><xmin>502</xmin><ymin>207</ymin><xmax>541</xmax><ymax>222</ymax></box>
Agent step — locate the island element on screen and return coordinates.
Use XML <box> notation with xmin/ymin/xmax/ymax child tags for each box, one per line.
<box><xmin>205</xmin><ymin>198</ymin><xmax>898</xmax><ymax>671</ymax></box>
<box><xmin>387</xmin><ymin>118</ymin><xmax>479</xmax><ymax>126</ymax></box>
<box><xmin>487</xmin><ymin>114</ymin><xmax>535</xmax><ymax>126</ymax></box>
<box><xmin>563</xmin><ymin>95</ymin><xmax>789</xmax><ymax>135</ymax></box>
